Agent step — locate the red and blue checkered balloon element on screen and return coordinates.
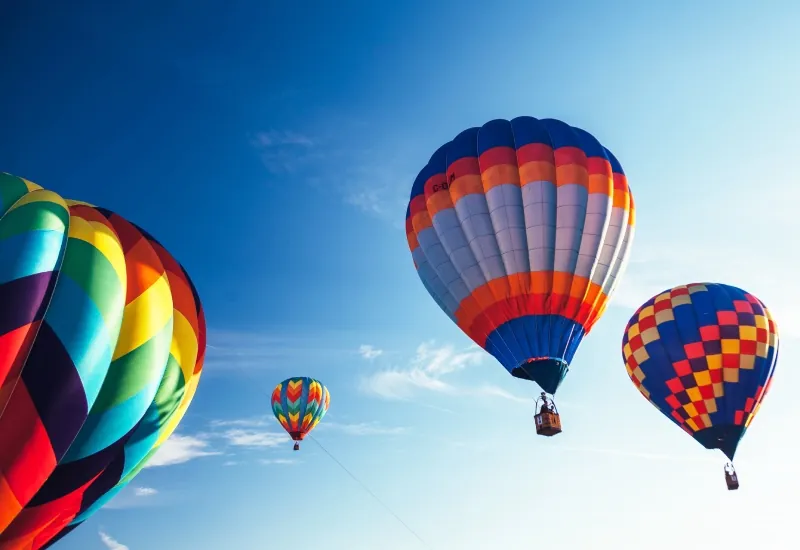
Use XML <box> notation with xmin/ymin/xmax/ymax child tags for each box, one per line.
<box><xmin>622</xmin><ymin>282</ymin><xmax>779</xmax><ymax>460</ymax></box>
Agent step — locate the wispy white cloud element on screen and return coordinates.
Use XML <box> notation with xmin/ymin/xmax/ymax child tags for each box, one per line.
<box><xmin>360</xmin><ymin>341</ymin><xmax>528</xmax><ymax>403</ymax></box>
<box><xmin>360</xmin><ymin>344</ymin><xmax>463</xmax><ymax>399</ymax></box>
<box><xmin>358</xmin><ymin>344</ymin><xmax>383</xmax><ymax>360</ymax></box>
<box><xmin>258</xmin><ymin>458</ymin><xmax>298</xmax><ymax>466</ymax></box>
<box><xmin>144</xmin><ymin>434</ymin><xmax>222</xmax><ymax>468</ymax></box>
<box><xmin>99</xmin><ymin>531</ymin><xmax>129</xmax><ymax>550</ymax></box>
<box><xmin>103</xmin><ymin>484</ymin><xmax>168</xmax><ymax>510</ymax></box>
<box><xmin>133</xmin><ymin>487</ymin><xmax>158</xmax><ymax>497</ymax></box>
<box><xmin>341</xmin><ymin>160</ymin><xmax>414</xmax><ymax>229</ymax></box>
<box><xmin>220</xmin><ymin>429</ymin><xmax>287</xmax><ymax>448</ymax></box>
<box><xmin>210</xmin><ymin>417</ymin><xmax>270</xmax><ymax>428</ymax></box>
<box><xmin>249</xmin><ymin>129</ymin><xmax>319</xmax><ymax>175</ymax></box>
<box><xmin>471</xmin><ymin>384</ymin><xmax>530</xmax><ymax>404</ymax></box>
<box><xmin>249</xmin><ymin>122</ymin><xmax>413</xmax><ymax>227</ymax></box>
<box><xmin>319</xmin><ymin>421</ymin><xmax>407</xmax><ymax>436</ymax></box>
<box><xmin>251</xmin><ymin>130</ymin><xmax>313</xmax><ymax>148</ymax></box>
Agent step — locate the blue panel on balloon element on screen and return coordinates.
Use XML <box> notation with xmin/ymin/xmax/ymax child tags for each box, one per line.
<box><xmin>485</xmin><ymin>315</ymin><xmax>586</xmax><ymax>394</ymax></box>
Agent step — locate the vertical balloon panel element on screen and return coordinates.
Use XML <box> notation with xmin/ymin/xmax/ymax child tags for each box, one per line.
<box><xmin>0</xmin><ymin>197</ymin><xmax>127</xmax><ymax>545</ymax></box>
<box><xmin>0</xmin><ymin>184</ymin><xmax>70</xmax><ymax>414</ymax></box>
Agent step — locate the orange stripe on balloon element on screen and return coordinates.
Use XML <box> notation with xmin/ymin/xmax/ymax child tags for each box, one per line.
<box><xmin>449</xmin><ymin>174</ymin><xmax>483</xmax><ymax>203</ymax></box>
<box><xmin>612</xmin><ymin>173</ymin><xmax>631</xmax><ymax>208</ymax></box>
<box><xmin>454</xmin><ymin>272</ymin><xmax>610</xmax><ymax>347</ymax></box>
<box><xmin>627</xmin><ymin>193</ymin><xmax>636</xmax><ymax>226</ymax></box>
<box><xmin>555</xmin><ymin>164</ymin><xmax>588</xmax><ymax>188</ymax></box>
<box><xmin>586</xmin><ymin>158</ymin><xmax>613</xmax><ymax>196</ymax></box>
<box><xmin>519</xmin><ymin>161</ymin><xmax>556</xmax><ymax>185</ymax></box>
<box><xmin>406</xmin><ymin>230</ymin><xmax>419</xmax><ymax>251</ymax></box>
<box><xmin>480</xmin><ymin>164</ymin><xmax>520</xmax><ymax>191</ymax></box>
<box><xmin>411</xmin><ymin>210</ymin><xmax>433</xmax><ymax>232</ymax></box>
<box><xmin>425</xmin><ymin>188</ymin><xmax>454</xmax><ymax>218</ymax></box>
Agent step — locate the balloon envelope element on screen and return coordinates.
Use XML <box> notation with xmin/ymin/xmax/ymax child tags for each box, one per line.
<box><xmin>622</xmin><ymin>282</ymin><xmax>778</xmax><ymax>460</ymax></box>
<box><xmin>405</xmin><ymin>117</ymin><xmax>634</xmax><ymax>394</ymax></box>
<box><xmin>0</xmin><ymin>172</ymin><xmax>206</xmax><ymax>549</ymax></box>
<box><xmin>271</xmin><ymin>377</ymin><xmax>330</xmax><ymax>441</ymax></box>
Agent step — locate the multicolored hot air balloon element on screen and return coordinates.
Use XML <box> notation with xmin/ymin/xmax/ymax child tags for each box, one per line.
<box><xmin>622</xmin><ymin>282</ymin><xmax>779</xmax><ymax>489</ymax></box>
<box><xmin>0</xmin><ymin>172</ymin><xmax>206</xmax><ymax>549</ymax></box>
<box><xmin>271</xmin><ymin>377</ymin><xmax>330</xmax><ymax>451</ymax></box>
<box><xmin>405</xmin><ymin>116</ymin><xmax>634</xmax><ymax>430</ymax></box>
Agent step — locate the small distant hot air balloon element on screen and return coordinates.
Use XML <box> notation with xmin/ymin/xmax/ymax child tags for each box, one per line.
<box><xmin>405</xmin><ymin>116</ymin><xmax>634</xmax><ymax>435</ymax></box>
<box><xmin>0</xmin><ymin>172</ymin><xmax>206</xmax><ymax>549</ymax></box>
<box><xmin>271</xmin><ymin>377</ymin><xmax>330</xmax><ymax>451</ymax></box>
<box><xmin>622</xmin><ymin>282</ymin><xmax>779</xmax><ymax>490</ymax></box>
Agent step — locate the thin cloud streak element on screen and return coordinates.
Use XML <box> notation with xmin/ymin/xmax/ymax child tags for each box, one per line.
<box><xmin>99</xmin><ymin>531</ymin><xmax>129</xmax><ymax>550</ymax></box>
<box><xmin>259</xmin><ymin>458</ymin><xmax>299</xmax><ymax>465</ymax></box>
<box><xmin>361</xmin><ymin>341</ymin><xmax>529</xmax><ymax>403</ymax></box>
<box><xmin>249</xmin><ymin>125</ymin><xmax>414</xmax><ymax>227</ymax></box>
<box><xmin>319</xmin><ymin>421</ymin><xmax>407</xmax><ymax>436</ymax></box>
<box><xmin>251</xmin><ymin>130</ymin><xmax>314</xmax><ymax>147</ymax></box>
<box><xmin>221</xmin><ymin>429</ymin><xmax>287</xmax><ymax>448</ymax></box>
<box><xmin>144</xmin><ymin>434</ymin><xmax>222</xmax><ymax>468</ymax></box>
<box><xmin>358</xmin><ymin>344</ymin><xmax>384</xmax><ymax>360</ymax></box>
<box><xmin>133</xmin><ymin>487</ymin><xmax>158</xmax><ymax>497</ymax></box>
<box><xmin>210</xmin><ymin>417</ymin><xmax>270</xmax><ymax>428</ymax></box>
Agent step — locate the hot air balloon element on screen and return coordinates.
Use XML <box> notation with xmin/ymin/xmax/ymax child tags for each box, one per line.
<box><xmin>621</xmin><ymin>282</ymin><xmax>778</xmax><ymax>490</ymax></box>
<box><xmin>405</xmin><ymin>117</ymin><xmax>634</xmax><ymax>434</ymax></box>
<box><xmin>0</xmin><ymin>172</ymin><xmax>206</xmax><ymax>549</ymax></box>
<box><xmin>271</xmin><ymin>377</ymin><xmax>330</xmax><ymax>451</ymax></box>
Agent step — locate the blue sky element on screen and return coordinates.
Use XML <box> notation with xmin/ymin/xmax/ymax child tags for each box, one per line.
<box><xmin>2</xmin><ymin>0</ymin><xmax>799</xmax><ymax>548</ymax></box>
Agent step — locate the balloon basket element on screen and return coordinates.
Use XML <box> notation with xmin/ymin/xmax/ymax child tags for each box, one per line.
<box><xmin>534</xmin><ymin>410</ymin><xmax>562</xmax><ymax>436</ymax></box>
<box><xmin>534</xmin><ymin>392</ymin><xmax>562</xmax><ymax>436</ymax></box>
<box><xmin>724</xmin><ymin>464</ymin><xmax>739</xmax><ymax>491</ymax></box>
<box><xmin>293</xmin><ymin>442</ymin><xmax>300</xmax><ymax>451</ymax></box>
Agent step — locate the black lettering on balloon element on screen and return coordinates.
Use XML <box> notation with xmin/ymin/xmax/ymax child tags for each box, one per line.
<box><xmin>432</xmin><ymin>181</ymin><xmax>450</xmax><ymax>193</ymax></box>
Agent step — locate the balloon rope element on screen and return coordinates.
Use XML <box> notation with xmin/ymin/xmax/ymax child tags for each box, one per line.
<box><xmin>308</xmin><ymin>434</ymin><xmax>433</xmax><ymax>549</ymax></box>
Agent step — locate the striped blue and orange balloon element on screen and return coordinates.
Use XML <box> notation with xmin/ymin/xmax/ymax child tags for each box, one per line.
<box><xmin>0</xmin><ymin>172</ymin><xmax>206</xmax><ymax>549</ymax></box>
<box><xmin>405</xmin><ymin>117</ymin><xmax>634</xmax><ymax>396</ymax></box>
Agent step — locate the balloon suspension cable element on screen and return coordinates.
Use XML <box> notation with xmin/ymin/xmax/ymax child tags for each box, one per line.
<box><xmin>308</xmin><ymin>434</ymin><xmax>433</xmax><ymax>549</ymax></box>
